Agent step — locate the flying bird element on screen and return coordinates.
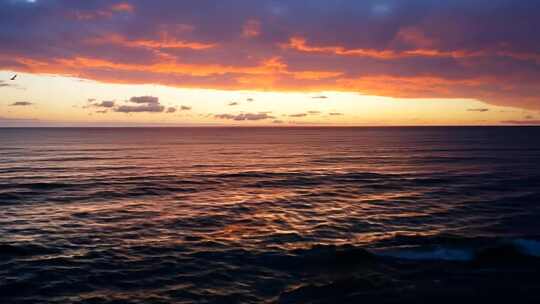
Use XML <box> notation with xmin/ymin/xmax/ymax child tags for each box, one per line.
<box><xmin>10</xmin><ymin>75</ymin><xmax>17</xmax><ymax>80</ymax></box>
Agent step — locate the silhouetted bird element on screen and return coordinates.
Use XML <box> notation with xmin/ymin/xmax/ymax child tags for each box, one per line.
<box><xmin>10</xmin><ymin>75</ymin><xmax>17</xmax><ymax>80</ymax></box>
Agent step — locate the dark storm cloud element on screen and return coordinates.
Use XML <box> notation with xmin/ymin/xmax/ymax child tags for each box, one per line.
<box><xmin>10</xmin><ymin>101</ymin><xmax>32</xmax><ymax>106</ymax></box>
<box><xmin>214</xmin><ymin>113</ymin><xmax>275</xmax><ymax>121</ymax></box>
<box><xmin>1</xmin><ymin>0</ymin><xmax>540</xmax><ymax>109</ymax></box>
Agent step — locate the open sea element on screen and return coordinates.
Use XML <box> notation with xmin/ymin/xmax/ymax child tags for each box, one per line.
<box><xmin>1</xmin><ymin>127</ymin><xmax>540</xmax><ymax>303</ymax></box>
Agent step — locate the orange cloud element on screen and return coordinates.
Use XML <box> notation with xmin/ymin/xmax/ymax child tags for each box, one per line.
<box><xmin>111</xmin><ymin>2</ymin><xmax>135</xmax><ymax>13</ymax></box>
<box><xmin>14</xmin><ymin>54</ymin><xmax>338</xmax><ymax>83</ymax></box>
<box><xmin>283</xmin><ymin>37</ymin><xmax>486</xmax><ymax>60</ymax></box>
<box><xmin>7</xmin><ymin>50</ymin><xmax>539</xmax><ymax>110</ymax></box>
<box><xmin>336</xmin><ymin>76</ymin><xmax>485</xmax><ymax>98</ymax></box>
<box><xmin>85</xmin><ymin>34</ymin><xmax>216</xmax><ymax>51</ymax></box>
<box><xmin>283</xmin><ymin>36</ymin><xmax>540</xmax><ymax>65</ymax></box>
<box><xmin>395</xmin><ymin>27</ymin><xmax>435</xmax><ymax>49</ymax></box>
<box><xmin>7</xmin><ymin>51</ymin><xmax>538</xmax><ymax>110</ymax></box>
<box><xmin>282</xmin><ymin>37</ymin><xmax>401</xmax><ymax>59</ymax></box>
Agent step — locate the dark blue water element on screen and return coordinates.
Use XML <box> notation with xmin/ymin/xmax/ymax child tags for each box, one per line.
<box><xmin>1</xmin><ymin>127</ymin><xmax>540</xmax><ymax>303</ymax></box>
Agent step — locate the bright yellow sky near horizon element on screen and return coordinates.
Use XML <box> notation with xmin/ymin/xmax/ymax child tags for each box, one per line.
<box><xmin>0</xmin><ymin>70</ymin><xmax>537</xmax><ymax>127</ymax></box>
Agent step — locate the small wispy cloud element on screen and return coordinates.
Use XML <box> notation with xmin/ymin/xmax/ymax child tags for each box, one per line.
<box><xmin>312</xmin><ymin>95</ymin><xmax>328</xmax><ymax>99</ymax></box>
<box><xmin>289</xmin><ymin>113</ymin><xmax>308</xmax><ymax>117</ymax></box>
<box><xmin>0</xmin><ymin>116</ymin><xmax>39</xmax><ymax>123</ymax></box>
<box><xmin>501</xmin><ymin>120</ymin><xmax>540</xmax><ymax>125</ymax></box>
<box><xmin>242</xmin><ymin>19</ymin><xmax>261</xmax><ymax>38</ymax></box>
<box><xmin>96</xmin><ymin>101</ymin><xmax>115</xmax><ymax>108</ymax></box>
<box><xmin>0</xmin><ymin>81</ymin><xmax>12</xmax><ymax>88</ymax></box>
<box><xmin>214</xmin><ymin>113</ymin><xmax>275</xmax><ymax>121</ymax></box>
<box><xmin>467</xmin><ymin>108</ymin><xmax>489</xmax><ymax>112</ymax></box>
<box><xmin>115</xmin><ymin>104</ymin><xmax>165</xmax><ymax>113</ymax></box>
<box><xmin>129</xmin><ymin>96</ymin><xmax>160</xmax><ymax>105</ymax></box>
<box><xmin>228</xmin><ymin>101</ymin><xmax>240</xmax><ymax>106</ymax></box>
<box><xmin>9</xmin><ymin>101</ymin><xmax>33</xmax><ymax>106</ymax></box>
<box><xmin>180</xmin><ymin>105</ymin><xmax>192</xmax><ymax>111</ymax></box>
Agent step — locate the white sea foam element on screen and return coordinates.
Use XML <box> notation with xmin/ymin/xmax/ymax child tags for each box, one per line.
<box><xmin>514</xmin><ymin>239</ymin><xmax>540</xmax><ymax>257</ymax></box>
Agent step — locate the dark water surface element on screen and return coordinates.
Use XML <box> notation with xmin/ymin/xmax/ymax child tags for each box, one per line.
<box><xmin>1</xmin><ymin>127</ymin><xmax>540</xmax><ymax>303</ymax></box>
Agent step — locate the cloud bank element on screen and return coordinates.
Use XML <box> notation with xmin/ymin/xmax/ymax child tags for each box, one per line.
<box><xmin>1</xmin><ymin>0</ymin><xmax>540</xmax><ymax>109</ymax></box>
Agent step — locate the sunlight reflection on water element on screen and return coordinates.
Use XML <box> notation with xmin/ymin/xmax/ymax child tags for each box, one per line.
<box><xmin>1</xmin><ymin>127</ymin><xmax>540</xmax><ymax>302</ymax></box>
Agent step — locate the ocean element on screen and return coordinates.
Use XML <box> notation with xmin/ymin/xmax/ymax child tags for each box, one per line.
<box><xmin>1</xmin><ymin>127</ymin><xmax>540</xmax><ymax>303</ymax></box>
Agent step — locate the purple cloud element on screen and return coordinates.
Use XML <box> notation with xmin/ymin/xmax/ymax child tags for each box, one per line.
<box><xmin>115</xmin><ymin>104</ymin><xmax>165</xmax><ymax>113</ymax></box>
<box><xmin>0</xmin><ymin>0</ymin><xmax>539</xmax><ymax>109</ymax></box>
<box><xmin>97</xmin><ymin>101</ymin><xmax>115</xmax><ymax>108</ymax></box>
<box><xmin>129</xmin><ymin>96</ymin><xmax>160</xmax><ymax>105</ymax></box>
<box><xmin>115</xmin><ymin>95</ymin><xmax>165</xmax><ymax>113</ymax></box>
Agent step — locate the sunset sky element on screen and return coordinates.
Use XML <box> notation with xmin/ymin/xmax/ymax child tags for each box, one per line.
<box><xmin>1</xmin><ymin>0</ymin><xmax>539</xmax><ymax>126</ymax></box>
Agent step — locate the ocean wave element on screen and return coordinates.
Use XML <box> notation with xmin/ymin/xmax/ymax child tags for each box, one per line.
<box><xmin>514</xmin><ymin>239</ymin><xmax>540</xmax><ymax>257</ymax></box>
<box><xmin>1</xmin><ymin>128</ymin><xmax>540</xmax><ymax>303</ymax></box>
<box><xmin>0</xmin><ymin>243</ymin><xmax>62</xmax><ymax>258</ymax></box>
<box><xmin>372</xmin><ymin>235</ymin><xmax>540</xmax><ymax>263</ymax></box>
<box><xmin>377</xmin><ymin>247</ymin><xmax>474</xmax><ymax>261</ymax></box>
<box><xmin>1</xmin><ymin>236</ymin><xmax>540</xmax><ymax>303</ymax></box>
